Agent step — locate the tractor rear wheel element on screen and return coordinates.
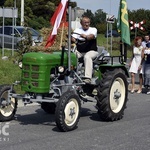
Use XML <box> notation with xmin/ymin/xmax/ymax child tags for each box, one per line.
<box><xmin>0</xmin><ymin>85</ymin><xmax>17</xmax><ymax>121</ymax></box>
<box><xmin>96</xmin><ymin>68</ymin><xmax>128</xmax><ymax>121</ymax></box>
<box><xmin>55</xmin><ymin>90</ymin><xmax>81</xmax><ymax>132</ymax></box>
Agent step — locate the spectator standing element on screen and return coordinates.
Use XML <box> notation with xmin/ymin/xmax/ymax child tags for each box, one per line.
<box><xmin>142</xmin><ymin>35</ymin><xmax>150</xmax><ymax>48</ymax></box>
<box><xmin>142</xmin><ymin>40</ymin><xmax>150</xmax><ymax>94</ymax></box>
<box><xmin>129</xmin><ymin>36</ymin><xmax>144</xmax><ymax>93</ymax></box>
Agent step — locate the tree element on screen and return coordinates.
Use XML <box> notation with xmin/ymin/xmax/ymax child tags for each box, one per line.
<box><xmin>1</xmin><ymin>0</ymin><xmax>150</xmax><ymax>37</ymax></box>
<box><xmin>0</xmin><ymin>0</ymin><xmax>5</xmax><ymax>6</ymax></box>
<box><xmin>94</xmin><ymin>9</ymin><xmax>107</xmax><ymax>34</ymax></box>
<box><xmin>82</xmin><ymin>9</ymin><xmax>95</xmax><ymax>26</ymax></box>
<box><xmin>94</xmin><ymin>9</ymin><xmax>106</xmax><ymax>24</ymax></box>
<box><xmin>2</xmin><ymin>0</ymin><xmax>77</xmax><ymax>29</ymax></box>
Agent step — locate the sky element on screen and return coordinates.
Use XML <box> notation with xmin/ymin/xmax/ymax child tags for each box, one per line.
<box><xmin>73</xmin><ymin>0</ymin><xmax>150</xmax><ymax>18</ymax></box>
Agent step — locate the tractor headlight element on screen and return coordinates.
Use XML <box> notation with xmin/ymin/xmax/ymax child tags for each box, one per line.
<box><xmin>18</xmin><ymin>61</ymin><xmax>22</xmax><ymax>69</ymax></box>
<box><xmin>58</xmin><ymin>66</ymin><xmax>64</xmax><ymax>73</ymax></box>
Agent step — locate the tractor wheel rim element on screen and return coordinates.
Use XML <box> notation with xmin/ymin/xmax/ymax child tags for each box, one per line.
<box><xmin>64</xmin><ymin>98</ymin><xmax>79</xmax><ymax>126</ymax></box>
<box><xmin>110</xmin><ymin>77</ymin><xmax>125</xmax><ymax>113</ymax></box>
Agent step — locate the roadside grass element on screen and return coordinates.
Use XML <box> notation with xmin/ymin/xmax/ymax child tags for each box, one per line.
<box><xmin>0</xmin><ymin>50</ymin><xmax>22</xmax><ymax>93</ymax></box>
<box><xmin>0</xmin><ymin>34</ymin><xmax>132</xmax><ymax>93</ymax></box>
<box><xmin>97</xmin><ymin>34</ymin><xmax>132</xmax><ymax>58</ymax></box>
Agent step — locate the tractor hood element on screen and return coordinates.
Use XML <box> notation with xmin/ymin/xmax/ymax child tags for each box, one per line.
<box><xmin>21</xmin><ymin>51</ymin><xmax>77</xmax><ymax>93</ymax></box>
<box><xmin>22</xmin><ymin>51</ymin><xmax>77</xmax><ymax>66</ymax></box>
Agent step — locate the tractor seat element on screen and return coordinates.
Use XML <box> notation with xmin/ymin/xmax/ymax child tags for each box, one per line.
<box><xmin>93</xmin><ymin>54</ymin><xmax>110</xmax><ymax>65</ymax></box>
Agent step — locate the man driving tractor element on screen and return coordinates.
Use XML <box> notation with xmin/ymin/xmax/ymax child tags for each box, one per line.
<box><xmin>71</xmin><ymin>16</ymin><xmax>99</xmax><ymax>84</ymax></box>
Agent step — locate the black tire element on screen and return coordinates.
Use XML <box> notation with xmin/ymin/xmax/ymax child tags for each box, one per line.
<box><xmin>41</xmin><ymin>102</ymin><xmax>56</xmax><ymax>114</ymax></box>
<box><xmin>0</xmin><ymin>85</ymin><xmax>17</xmax><ymax>121</ymax></box>
<box><xmin>55</xmin><ymin>90</ymin><xmax>81</xmax><ymax>132</ymax></box>
<box><xmin>96</xmin><ymin>68</ymin><xmax>128</xmax><ymax>121</ymax></box>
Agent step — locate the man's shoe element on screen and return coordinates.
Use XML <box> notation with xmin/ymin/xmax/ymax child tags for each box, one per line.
<box><xmin>147</xmin><ymin>91</ymin><xmax>150</xmax><ymax>95</ymax></box>
<box><xmin>83</xmin><ymin>78</ymin><xmax>91</xmax><ymax>84</ymax></box>
<box><xmin>92</xmin><ymin>88</ymin><xmax>97</xmax><ymax>95</ymax></box>
<box><xmin>123</xmin><ymin>62</ymin><xmax>126</xmax><ymax>65</ymax></box>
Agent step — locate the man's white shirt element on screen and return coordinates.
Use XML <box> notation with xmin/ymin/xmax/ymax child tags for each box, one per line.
<box><xmin>142</xmin><ymin>40</ymin><xmax>150</xmax><ymax>48</ymax></box>
<box><xmin>72</xmin><ymin>27</ymin><xmax>97</xmax><ymax>41</ymax></box>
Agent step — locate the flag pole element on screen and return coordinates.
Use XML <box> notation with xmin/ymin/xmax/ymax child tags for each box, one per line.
<box><xmin>59</xmin><ymin>22</ymin><xmax>65</xmax><ymax>50</ymax></box>
<box><xmin>110</xmin><ymin>23</ymin><xmax>113</xmax><ymax>55</ymax></box>
<box><xmin>106</xmin><ymin>22</ymin><xmax>109</xmax><ymax>52</ymax></box>
<box><xmin>68</xmin><ymin>0</ymin><xmax>71</xmax><ymax>71</ymax></box>
<box><xmin>135</xmin><ymin>26</ymin><xmax>137</xmax><ymax>38</ymax></box>
<box><xmin>122</xmin><ymin>41</ymin><xmax>125</xmax><ymax>62</ymax></box>
<box><xmin>120</xmin><ymin>41</ymin><xmax>127</xmax><ymax>63</ymax></box>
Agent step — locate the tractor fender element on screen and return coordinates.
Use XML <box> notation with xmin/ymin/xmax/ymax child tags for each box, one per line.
<box><xmin>98</xmin><ymin>64</ymin><xmax>129</xmax><ymax>79</ymax></box>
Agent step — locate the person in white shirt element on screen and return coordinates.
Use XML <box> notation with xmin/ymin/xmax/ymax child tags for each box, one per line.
<box><xmin>142</xmin><ymin>39</ymin><xmax>150</xmax><ymax>94</ymax></box>
<box><xmin>71</xmin><ymin>16</ymin><xmax>99</xmax><ymax>83</ymax></box>
<box><xmin>142</xmin><ymin>35</ymin><xmax>150</xmax><ymax>48</ymax></box>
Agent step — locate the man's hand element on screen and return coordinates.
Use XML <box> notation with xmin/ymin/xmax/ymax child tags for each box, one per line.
<box><xmin>71</xmin><ymin>37</ymin><xmax>77</xmax><ymax>43</ymax></box>
<box><xmin>80</xmin><ymin>34</ymin><xmax>95</xmax><ymax>40</ymax></box>
<box><xmin>80</xmin><ymin>34</ymin><xmax>87</xmax><ymax>39</ymax></box>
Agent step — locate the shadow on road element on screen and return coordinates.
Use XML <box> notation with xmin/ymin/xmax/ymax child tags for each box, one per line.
<box><xmin>15</xmin><ymin>106</ymin><xmax>105</xmax><ymax>132</ymax></box>
<box><xmin>15</xmin><ymin>108</ymin><xmax>56</xmax><ymax>126</ymax></box>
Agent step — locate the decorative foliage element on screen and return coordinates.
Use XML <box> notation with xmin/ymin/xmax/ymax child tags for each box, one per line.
<box><xmin>14</xmin><ymin>26</ymin><xmax>68</xmax><ymax>63</ymax></box>
<box><xmin>30</xmin><ymin>26</ymin><xmax>68</xmax><ymax>52</ymax></box>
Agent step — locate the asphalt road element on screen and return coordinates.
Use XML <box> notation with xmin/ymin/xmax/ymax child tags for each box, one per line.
<box><xmin>0</xmin><ymin>91</ymin><xmax>150</xmax><ymax>150</ymax></box>
<box><xmin>0</xmin><ymin>57</ymin><xmax>149</xmax><ymax>150</ymax></box>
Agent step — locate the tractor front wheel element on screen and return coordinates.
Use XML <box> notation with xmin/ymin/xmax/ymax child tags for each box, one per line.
<box><xmin>55</xmin><ymin>90</ymin><xmax>81</xmax><ymax>132</ymax></box>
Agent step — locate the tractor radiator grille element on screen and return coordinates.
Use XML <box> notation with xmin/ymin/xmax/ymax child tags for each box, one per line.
<box><xmin>22</xmin><ymin>64</ymin><xmax>39</xmax><ymax>87</ymax></box>
<box><xmin>21</xmin><ymin>62</ymin><xmax>50</xmax><ymax>93</ymax></box>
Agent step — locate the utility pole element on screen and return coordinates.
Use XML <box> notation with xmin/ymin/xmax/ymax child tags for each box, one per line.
<box><xmin>14</xmin><ymin>0</ymin><xmax>16</xmax><ymax>26</ymax></box>
<box><xmin>21</xmin><ymin>0</ymin><xmax>24</xmax><ymax>26</ymax></box>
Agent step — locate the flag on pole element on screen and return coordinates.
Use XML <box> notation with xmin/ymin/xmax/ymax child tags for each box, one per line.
<box><xmin>117</xmin><ymin>0</ymin><xmax>131</xmax><ymax>45</ymax></box>
<box><xmin>45</xmin><ymin>0</ymin><xmax>68</xmax><ymax>48</ymax></box>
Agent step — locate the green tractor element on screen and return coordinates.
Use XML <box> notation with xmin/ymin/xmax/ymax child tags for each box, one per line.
<box><xmin>0</xmin><ymin>6</ymin><xmax>129</xmax><ymax>132</ymax></box>
<box><xmin>0</xmin><ymin>46</ymin><xmax>129</xmax><ymax>132</ymax></box>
